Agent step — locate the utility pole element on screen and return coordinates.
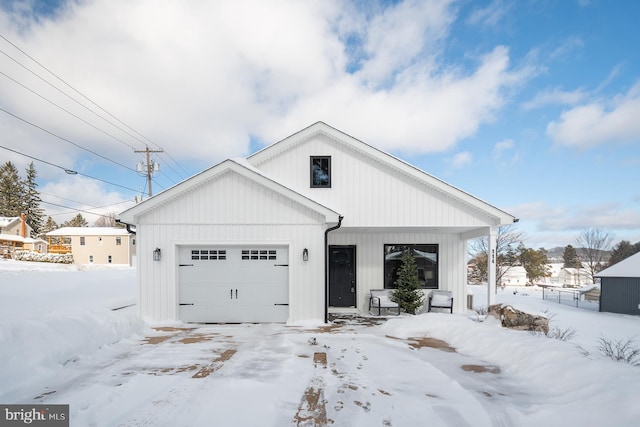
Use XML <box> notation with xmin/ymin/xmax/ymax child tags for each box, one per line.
<box><xmin>135</xmin><ymin>146</ymin><xmax>163</xmax><ymax>198</ymax></box>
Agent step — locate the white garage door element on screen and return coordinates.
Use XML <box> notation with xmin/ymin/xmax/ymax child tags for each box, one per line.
<box><xmin>178</xmin><ymin>246</ymin><xmax>289</xmax><ymax>323</ymax></box>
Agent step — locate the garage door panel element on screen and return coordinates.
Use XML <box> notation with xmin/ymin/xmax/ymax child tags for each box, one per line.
<box><xmin>178</xmin><ymin>246</ymin><xmax>289</xmax><ymax>323</ymax></box>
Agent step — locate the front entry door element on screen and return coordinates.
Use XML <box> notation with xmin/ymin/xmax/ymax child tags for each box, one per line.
<box><xmin>329</xmin><ymin>246</ymin><xmax>356</xmax><ymax>307</ymax></box>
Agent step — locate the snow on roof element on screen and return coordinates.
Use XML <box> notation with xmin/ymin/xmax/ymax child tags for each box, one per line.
<box><xmin>0</xmin><ymin>234</ymin><xmax>47</xmax><ymax>244</ymax></box>
<box><xmin>46</xmin><ymin>227</ymin><xmax>131</xmax><ymax>236</ymax></box>
<box><xmin>0</xmin><ymin>217</ymin><xmax>20</xmax><ymax>227</ymax></box>
<box><xmin>596</xmin><ymin>251</ymin><xmax>640</xmax><ymax>278</ymax></box>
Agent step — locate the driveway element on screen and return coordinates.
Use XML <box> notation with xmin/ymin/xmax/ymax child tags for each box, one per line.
<box><xmin>31</xmin><ymin>316</ymin><xmax>525</xmax><ymax>426</ymax></box>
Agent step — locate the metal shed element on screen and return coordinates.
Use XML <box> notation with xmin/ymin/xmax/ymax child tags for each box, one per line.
<box><xmin>595</xmin><ymin>251</ymin><xmax>640</xmax><ymax>316</ymax></box>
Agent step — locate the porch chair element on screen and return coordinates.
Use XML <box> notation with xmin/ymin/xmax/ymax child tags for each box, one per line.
<box><xmin>427</xmin><ymin>290</ymin><xmax>453</xmax><ymax>313</ymax></box>
<box><xmin>368</xmin><ymin>289</ymin><xmax>401</xmax><ymax>316</ymax></box>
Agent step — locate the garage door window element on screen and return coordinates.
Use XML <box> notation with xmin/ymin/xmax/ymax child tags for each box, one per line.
<box><xmin>191</xmin><ymin>249</ymin><xmax>226</xmax><ymax>260</ymax></box>
<box><xmin>242</xmin><ymin>249</ymin><xmax>277</xmax><ymax>260</ymax></box>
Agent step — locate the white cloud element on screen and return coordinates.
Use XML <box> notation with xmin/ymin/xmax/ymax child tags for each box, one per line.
<box><xmin>546</xmin><ymin>82</ymin><xmax>640</xmax><ymax>147</ymax></box>
<box><xmin>0</xmin><ymin>0</ymin><xmax>533</xmax><ymax>213</ymax></box>
<box><xmin>491</xmin><ymin>138</ymin><xmax>518</xmax><ymax>167</ymax></box>
<box><xmin>549</xmin><ymin>36</ymin><xmax>584</xmax><ymax>61</ymax></box>
<box><xmin>449</xmin><ymin>151</ymin><xmax>472</xmax><ymax>169</ymax></box>
<box><xmin>522</xmin><ymin>87</ymin><xmax>587</xmax><ymax>110</ymax></box>
<box><xmin>466</xmin><ymin>0</ymin><xmax>510</xmax><ymax>27</ymax></box>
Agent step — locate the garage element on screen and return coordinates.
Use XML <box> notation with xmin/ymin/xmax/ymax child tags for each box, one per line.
<box><xmin>178</xmin><ymin>246</ymin><xmax>289</xmax><ymax>323</ymax></box>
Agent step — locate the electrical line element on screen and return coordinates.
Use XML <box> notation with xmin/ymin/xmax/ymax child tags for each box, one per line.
<box><xmin>0</xmin><ymin>34</ymin><xmax>189</xmax><ymax>181</ymax></box>
<box><xmin>0</xmin><ymin>144</ymin><xmax>147</xmax><ymax>195</ymax></box>
<box><xmin>0</xmin><ymin>69</ymin><xmax>138</xmax><ymax>150</ymax></box>
<box><xmin>42</xmin><ymin>201</ymin><xmax>121</xmax><ymax>218</ymax></box>
<box><xmin>0</xmin><ymin>106</ymin><xmax>137</xmax><ymax>173</ymax></box>
<box><xmin>41</xmin><ymin>199</ymin><xmax>134</xmax><ymax>218</ymax></box>
<box><xmin>0</xmin><ymin>45</ymin><xmax>150</xmax><ymax>150</ymax></box>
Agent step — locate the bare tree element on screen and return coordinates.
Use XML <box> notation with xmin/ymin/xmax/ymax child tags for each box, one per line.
<box><xmin>468</xmin><ymin>224</ymin><xmax>523</xmax><ymax>292</ymax></box>
<box><xmin>575</xmin><ymin>228</ymin><xmax>613</xmax><ymax>284</ymax></box>
<box><xmin>94</xmin><ymin>212</ymin><xmax>118</xmax><ymax>227</ymax></box>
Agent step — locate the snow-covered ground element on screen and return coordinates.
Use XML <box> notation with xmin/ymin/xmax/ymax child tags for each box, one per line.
<box><xmin>1</xmin><ymin>260</ymin><xmax>639</xmax><ymax>426</ymax></box>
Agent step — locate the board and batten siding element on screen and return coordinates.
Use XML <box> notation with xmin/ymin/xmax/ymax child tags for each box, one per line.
<box><xmin>251</xmin><ymin>133</ymin><xmax>497</xmax><ymax>228</ymax></box>
<box><xmin>329</xmin><ymin>231</ymin><xmax>467</xmax><ymax>313</ymax></box>
<box><xmin>133</xmin><ymin>170</ymin><xmax>332</xmax><ymax>323</ymax></box>
<box><xmin>135</xmin><ymin>223</ymin><xmax>326</xmax><ymax>322</ymax></box>
<box><xmin>600</xmin><ymin>277</ymin><xmax>640</xmax><ymax>315</ymax></box>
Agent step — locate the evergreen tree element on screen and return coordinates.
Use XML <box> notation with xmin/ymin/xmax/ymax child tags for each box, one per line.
<box><xmin>608</xmin><ymin>240</ymin><xmax>640</xmax><ymax>267</ymax></box>
<box><xmin>40</xmin><ymin>216</ymin><xmax>59</xmax><ymax>236</ymax></box>
<box><xmin>563</xmin><ymin>245</ymin><xmax>581</xmax><ymax>268</ymax></box>
<box><xmin>0</xmin><ymin>161</ymin><xmax>24</xmax><ymax>217</ymax></box>
<box><xmin>390</xmin><ymin>249</ymin><xmax>424</xmax><ymax>314</ymax></box>
<box><xmin>518</xmin><ymin>244</ymin><xmax>550</xmax><ymax>285</ymax></box>
<box><xmin>23</xmin><ymin>162</ymin><xmax>45</xmax><ymax>237</ymax></box>
<box><xmin>62</xmin><ymin>213</ymin><xmax>89</xmax><ymax>227</ymax></box>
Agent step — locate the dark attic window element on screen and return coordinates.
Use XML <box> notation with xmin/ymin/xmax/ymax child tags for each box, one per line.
<box><xmin>310</xmin><ymin>156</ymin><xmax>331</xmax><ymax>188</ymax></box>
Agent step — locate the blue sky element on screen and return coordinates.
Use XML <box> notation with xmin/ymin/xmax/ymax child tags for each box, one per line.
<box><xmin>0</xmin><ymin>0</ymin><xmax>639</xmax><ymax>249</ymax></box>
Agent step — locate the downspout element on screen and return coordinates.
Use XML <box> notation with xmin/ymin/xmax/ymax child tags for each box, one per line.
<box><xmin>324</xmin><ymin>215</ymin><xmax>344</xmax><ymax>324</ymax></box>
<box><xmin>115</xmin><ymin>219</ymin><xmax>136</xmax><ymax>235</ymax></box>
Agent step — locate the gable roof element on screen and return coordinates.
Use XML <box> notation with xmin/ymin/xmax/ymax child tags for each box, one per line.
<box><xmin>0</xmin><ymin>217</ymin><xmax>20</xmax><ymax>228</ymax></box>
<box><xmin>248</xmin><ymin>122</ymin><xmax>516</xmax><ymax>225</ymax></box>
<box><xmin>596</xmin><ymin>252</ymin><xmax>640</xmax><ymax>278</ymax></box>
<box><xmin>119</xmin><ymin>158</ymin><xmax>341</xmax><ymax>224</ymax></box>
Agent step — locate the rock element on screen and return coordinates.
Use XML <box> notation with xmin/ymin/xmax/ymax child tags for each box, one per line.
<box><xmin>488</xmin><ymin>304</ymin><xmax>549</xmax><ymax>334</ymax></box>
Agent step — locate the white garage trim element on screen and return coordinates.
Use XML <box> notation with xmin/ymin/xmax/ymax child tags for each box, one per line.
<box><xmin>177</xmin><ymin>244</ymin><xmax>289</xmax><ymax>323</ymax></box>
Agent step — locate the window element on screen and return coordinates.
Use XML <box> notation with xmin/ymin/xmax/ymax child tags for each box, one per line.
<box><xmin>310</xmin><ymin>156</ymin><xmax>331</xmax><ymax>188</ymax></box>
<box><xmin>98</xmin><ymin>236</ymin><xmax>103</xmax><ymax>245</ymax></box>
<box><xmin>80</xmin><ymin>236</ymin><xmax>85</xmax><ymax>246</ymax></box>
<box><xmin>241</xmin><ymin>249</ymin><xmax>277</xmax><ymax>260</ymax></box>
<box><xmin>384</xmin><ymin>244</ymin><xmax>438</xmax><ymax>289</ymax></box>
<box><xmin>132</xmin><ymin>238</ymin><xmax>136</xmax><ymax>246</ymax></box>
<box><xmin>116</xmin><ymin>237</ymin><xmax>122</xmax><ymax>246</ymax></box>
<box><xmin>191</xmin><ymin>249</ymin><xmax>226</xmax><ymax>260</ymax></box>
<box><xmin>108</xmin><ymin>255</ymin><xmax>112</xmax><ymax>264</ymax></box>
<box><xmin>89</xmin><ymin>255</ymin><xmax>94</xmax><ymax>263</ymax></box>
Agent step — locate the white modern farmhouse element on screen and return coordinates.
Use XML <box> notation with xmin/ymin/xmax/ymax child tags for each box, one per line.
<box><xmin>119</xmin><ymin>122</ymin><xmax>516</xmax><ymax>323</ymax></box>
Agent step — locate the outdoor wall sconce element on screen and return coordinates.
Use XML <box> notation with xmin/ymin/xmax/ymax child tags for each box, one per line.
<box><xmin>302</xmin><ymin>248</ymin><xmax>309</xmax><ymax>262</ymax></box>
<box><xmin>153</xmin><ymin>247</ymin><xmax>161</xmax><ymax>261</ymax></box>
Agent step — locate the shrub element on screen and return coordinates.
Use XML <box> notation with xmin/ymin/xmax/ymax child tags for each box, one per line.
<box><xmin>597</xmin><ymin>337</ymin><xmax>640</xmax><ymax>366</ymax></box>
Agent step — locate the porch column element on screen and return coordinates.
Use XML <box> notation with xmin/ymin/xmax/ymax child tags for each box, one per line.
<box><xmin>487</xmin><ymin>226</ymin><xmax>497</xmax><ymax>307</ymax></box>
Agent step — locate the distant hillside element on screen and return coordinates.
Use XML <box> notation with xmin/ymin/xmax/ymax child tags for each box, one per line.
<box><xmin>546</xmin><ymin>247</ymin><xmax>611</xmax><ymax>263</ymax></box>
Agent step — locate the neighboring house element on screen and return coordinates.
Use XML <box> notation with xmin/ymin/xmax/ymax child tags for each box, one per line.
<box><xmin>45</xmin><ymin>227</ymin><xmax>136</xmax><ymax>265</ymax></box>
<box><xmin>543</xmin><ymin>263</ymin><xmax>591</xmax><ymax>287</ymax></box>
<box><xmin>0</xmin><ymin>215</ymin><xmax>48</xmax><ymax>256</ymax></box>
<box><xmin>119</xmin><ymin>122</ymin><xmax>516</xmax><ymax>324</ymax></box>
<box><xmin>595</xmin><ymin>252</ymin><xmax>640</xmax><ymax>315</ymax></box>
<box><xmin>499</xmin><ymin>266</ymin><xmax>527</xmax><ymax>287</ymax></box>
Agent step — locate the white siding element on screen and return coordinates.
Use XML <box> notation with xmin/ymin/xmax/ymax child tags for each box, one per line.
<box><xmin>329</xmin><ymin>230</ymin><xmax>467</xmax><ymax>313</ymax></box>
<box><xmin>134</xmin><ymin>170</ymin><xmax>330</xmax><ymax>323</ymax></box>
<box><xmin>251</xmin><ymin>133</ymin><xmax>496</xmax><ymax>228</ymax></box>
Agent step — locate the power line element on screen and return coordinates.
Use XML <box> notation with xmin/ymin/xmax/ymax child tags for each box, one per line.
<box><xmin>0</xmin><ymin>34</ymin><xmax>189</xmax><ymax>181</ymax></box>
<box><xmin>0</xmin><ymin>144</ymin><xmax>147</xmax><ymax>195</ymax></box>
<box><xmin>0</xmin><ymin>106</ymin><xmax>137</xmax><ymax>173</ymax></box>
<box><xmin>41</xmin><ymin>199</ymin><xmax>134</xmax><ymax>218</ymax></box>
<box><xmin>0</xmin><ymin>69</ymin><xmax>138</xmax><ymax>150</ymax></box>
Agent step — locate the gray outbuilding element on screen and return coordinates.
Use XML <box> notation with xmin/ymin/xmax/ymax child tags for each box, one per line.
<box><xmin>595</xmin><ymin>251</ymin><xmax>640</xmax><ymax>316</ymax></box>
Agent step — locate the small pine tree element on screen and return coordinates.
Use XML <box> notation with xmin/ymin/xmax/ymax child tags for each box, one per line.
<box><xmin>62</xmin><ymin>213</ymin><xmax>89</xmax><ymax>227</ymax></box>
<box><xmin>390</xmin><ymin>249</ymin><xmax>424</xmax><ymax>314</ymax></box>
<box><xmin>23</xmin><ymin>162</ymin><xmax>45</xmax><ymax>237</ymax></box>
<box><xmin>0</xmin><ymin>161</ymin><xmax>24</xmax><ymax>217</ymax></box>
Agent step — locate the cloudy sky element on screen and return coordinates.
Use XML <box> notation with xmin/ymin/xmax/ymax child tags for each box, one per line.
<box><xmin>1</xmin><ymin>0</ymin><xmax>639</xmax><ymax>249</ymax></box>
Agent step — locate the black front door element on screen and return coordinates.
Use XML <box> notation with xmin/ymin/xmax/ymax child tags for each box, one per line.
<box><xmin>329</xmin><ymin>246</ymin><xmax>356</xmax><ymax>307</ymax></box>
